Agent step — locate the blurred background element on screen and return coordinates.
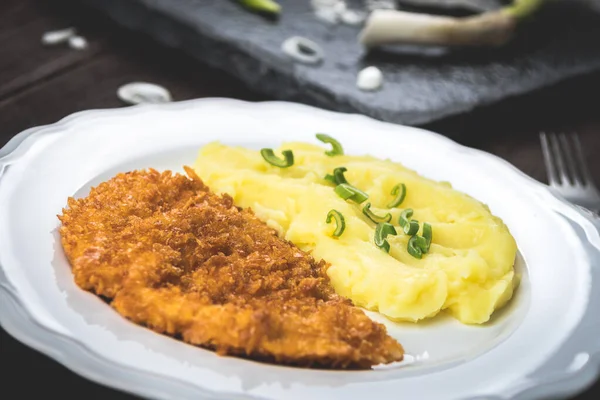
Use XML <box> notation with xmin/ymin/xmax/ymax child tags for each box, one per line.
<box><xmin>1</xmin><ymin>0</ymin><xmax>599</xmax><ymax>399</ymax></box>
<box><xmin>1</xmin><ymin>0</ymin><xmax>600</xmax><ymax>179</ymax></box>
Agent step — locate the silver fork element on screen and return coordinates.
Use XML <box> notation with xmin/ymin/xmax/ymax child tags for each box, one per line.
<box><xmin>540</xmin><ymin>132</ymin><xmax>600</xmax><ymax>215</ymax></box>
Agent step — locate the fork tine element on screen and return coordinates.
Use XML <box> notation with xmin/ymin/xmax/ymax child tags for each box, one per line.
<box><xmin>558</xmin><ymin>133</ymin><xmax>579</xmax><ymax>185</ymax></box>
<box><xmin>540</xmin><ymin>132</ymin><xmax>560</xmax><ymax>185</ymax></box>
<box><xmin>570</xmin><ymin>133</ymin><xmax>594</xmax><ymax>187</ymax></box>
<box><xmin>547</xmin><ymin>132</ymin><xmax>571</xmax><ymax>185</ymax></box>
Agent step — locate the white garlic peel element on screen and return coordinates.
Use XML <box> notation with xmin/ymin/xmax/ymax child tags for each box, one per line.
<box><xmin>311</xmin><ymin>0</ymin><xmax>365</xmax><ymax>26</ymax></box>
<box><xmin>281</xmin><ymin>37</ymin><xmax>324</xmax><ymax>65</ymax></box>
<box><xmin>340</xmin><ymin>10</ymin><xmax>365</xmax><ymax>25</ymax></box>
<box><xmin>41</xmin><ymin>27</ymin><xmax>76</xmax><ymax>46</ymax></box>
<box><xmin>117</xmin><ymin>82</ymin><xmax>173</xmax><ymax>105</ymax></box>
<box><xmin>357</xmin><ymin>66</ymin><xmax>384</xmax><ymax>91</ymax></box>
<box><xmin>68</xmin><ymin>36</ymin><xmax>88</xmax><ymax>50</ymax></box>
<box><xmin>365</xmin><ymin>0</ymin><xmax>396</xmax><ymax>11</ymax></box>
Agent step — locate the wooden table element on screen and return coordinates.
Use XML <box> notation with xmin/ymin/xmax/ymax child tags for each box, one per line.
<box><xmin>1</xmin><ymin>1</ymin><xmax>598</xmax><ymax>399</ymax></box>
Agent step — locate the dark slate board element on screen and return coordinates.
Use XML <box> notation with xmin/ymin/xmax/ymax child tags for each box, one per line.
<box><xmin>396</xmin><ymin>0</ymin><xmax>505</xmax><ymax>12</ymax></box>
<box><xmin>73</xmin><ymin>0</ymin><xmax>600</xmax><ymax>125</ymax></box>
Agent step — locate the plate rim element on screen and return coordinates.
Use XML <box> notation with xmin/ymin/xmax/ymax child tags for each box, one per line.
<box><xmin>1</xmin><ymin>98</ymin><xmax>599</xmax><ymax>400</ymax></box>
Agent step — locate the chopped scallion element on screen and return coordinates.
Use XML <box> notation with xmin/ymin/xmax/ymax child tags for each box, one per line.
<box><xmin>423</xmin><ymin>222</ymin><xmax>433</xmax><ymax>252</ymax></box>
<box><xmin>407</xmin><ymin>224</ymin><xmax>432</xmax><ymax>259</ymax></box>
<box><xmin>316</xmin><ymin>133</ymin><xmax>344</xmax><ymax>156</ymax></box>
<box><xmin>404</xmin><ymin>220</ymin><xmax>419</xmax><ymax>235</ymax></box>
<box><xmin>326</xmin><ymin>209</ymin><xmax>345</xmax><ymax>237</ymax></box>
<box><xmin>260</xmin><ymin>148</ymin><xmax>294</xmax><ymax>168</ymax></box>
<box><xmin>334</xmin><ymin>183</ymin><xmax>369</xmax><ymax>204</ymax></box>
<box><xmin>334</xmin><ymin>183</ymin><xmax>353</xmax><ymax>200</ymax></box>
<box><xmin>387</xmin><ymin>183</ymin><xmax>406</xmax><ymax>208</ymax></box>
<box><xmin>398</xmin><ymin>208</ymin><xmax>413</xmax><ymax>228</ymax></box>
<box><xmin>237</xmin><ymin>0</ymin><xmax>281</xmax><ymax>16</ymax></box>
<box><xmin>374</xmin><ymin>222</ymin><xmax>397</xmax><ymax>253</ymax></box>
<box><xmin>333</xmin><ymin>167</ymin><xmax>348</xmax><ymax>184</ymax></box>
<box><xmin>407</xmin><ymin>236</ymin><xmax>423</xmax><ymax>259</ymax></box>
<box><xmin>324</xmin><ymin>174</ymin><xmax>337</xmax><ymax>184</ymax></box>
<box><xmin>398</xmin><ymin>208</ymin><xmax>419</xmax><ymax>235</ymax></box>
<box><xmin>362</xmin><ymin>202</ymin><xmax>392</xmax><ymax>224</ymax></box>
<box><xmin>324</xmin><ymin>166</ymin><xmax>349</xmax><ymax>185</ymax></box>
<box><xmin>413</xmin><ymin>235</ymin><xmax>428</xmax><ymax>252</ymax></box>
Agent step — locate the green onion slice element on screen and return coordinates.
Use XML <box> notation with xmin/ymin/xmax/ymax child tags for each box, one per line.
<box><xmin>334</xmin><ymin>184</ymin><xmax>354</xmax><ymax>200</ymax></box>
<box><xmin>316</xmin><ymin>133</ymin><xmax>344</xmax><ymax>156</ymax></box>
<box><xmin>398</xmin><ymin>208</ymin><xmax>419</xmax><ymax>235</ymax></box>
<box><xmin>362</xmin><ymin>203</ymin><xmax>392</xmax><ymax>224</ymax></box>
<box><xmin>407</xmin><ymin>226</ymin><xmax>431</xmax><ymax>259</ymax></box>
<box><xmin>334</xmin><ymin>183</ymin><xmax>369</xmax><ymax>204</ymax></box>
<box><xmin>333</xmin><ymin>167</ymin><xmax>348</xmax><ymax>184</ymax></box>
<box><xmin>374</xmin><ymin>222</ymin><xmax>397</xmax><ymax>253</ymax></box>
<box><xmin>413</xmin><ymin>235</ymin><xmax>428</xmax><ymax>252</ymax></box>
<box><xmin>398</xmin><ymin>208</ymin><xmax>414</xmax><ymax>228</ymax></box>
<box><xmin>237</xmin><ymin>0</ymin><xmax>281</xmax><ymax>15</ymax></box>
<box><xmin>326</xmin><ymin>209</ymin><xmax>345</xmax><ymax>238</ymax></box>
<box><xmin>423</xmin><ymin>223</ymin><xmax>433</xmax><ymax>252</ymax></box>
<box><xmin>387</xmin><ymin>183</ymin><xmax>406</xmax><ymax>208</ymax></box>
<box><xmin>324</xmin><ymin>174</ymin><xmax>337</xmax><ymax>184</ymax></box>
<box><xmin>404</xmin><ymin>220</ymin><xmax>419</xmax><ymax>235</ymax></box>
<box><xmin>260</xmin><ymin>148</ymin><xmax>294</xmax><ymax>168</ymax></box>
<box><xmin>407</xmin><ymin>236</ymin><xmax>423</xmax><ymax>259</ymax></box>
<box><xmin>324</xmin><ymin>167</ymin><xmax>348</xmax><ymax>185</ymax></box>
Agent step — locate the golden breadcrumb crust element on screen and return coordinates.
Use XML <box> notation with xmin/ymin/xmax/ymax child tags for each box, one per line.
<box><xmin>58</xmin><ymin>167</ymin><xmax>403</xmax><ymax>368</ymax></box>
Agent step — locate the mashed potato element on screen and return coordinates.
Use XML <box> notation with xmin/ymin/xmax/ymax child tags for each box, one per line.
<box><xmin>193</xmin><ymin>141</ymin><xmax>518</xmax><ymax>324</ymax></box>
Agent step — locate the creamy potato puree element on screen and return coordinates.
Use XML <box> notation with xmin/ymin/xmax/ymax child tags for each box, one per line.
<box><xmin>193</xmin><ymin>142</ymin><xmax>518</xmax><ymax>324</ymax></box>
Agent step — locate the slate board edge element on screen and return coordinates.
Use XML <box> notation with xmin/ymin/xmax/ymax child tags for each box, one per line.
<box><xmin>77</xmin><ymin>0</ymin><xmax>385</xmax><ymax>120</ymax></box>
<box><xmin>78</xmin><ymin>0</ymin><xmax>600</xmax><ymax>126</ymax></box>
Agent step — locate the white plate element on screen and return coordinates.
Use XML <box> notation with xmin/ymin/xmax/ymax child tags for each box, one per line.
<box><xmin>1</xmin><ymin>99</ymin><xmax>599</xmax><ymax>400</ymax></box>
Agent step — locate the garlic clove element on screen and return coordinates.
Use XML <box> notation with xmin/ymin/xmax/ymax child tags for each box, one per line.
<box><xmin>357</xmin><ymin>66</ymin><xmax>384</xmax><ymax>91</ymax></box>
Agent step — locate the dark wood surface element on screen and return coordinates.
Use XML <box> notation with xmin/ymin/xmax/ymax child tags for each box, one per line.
<box><xmin>0</xmin><ymin>1</ymin><xmax>598</xmax><ymax>399</ymax></box>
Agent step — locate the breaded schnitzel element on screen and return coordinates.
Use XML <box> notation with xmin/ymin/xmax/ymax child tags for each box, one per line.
<box><xmin>58</xmin><ymin>167</ymin><xmax>403</xmax><ymax>368</ymax></box>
